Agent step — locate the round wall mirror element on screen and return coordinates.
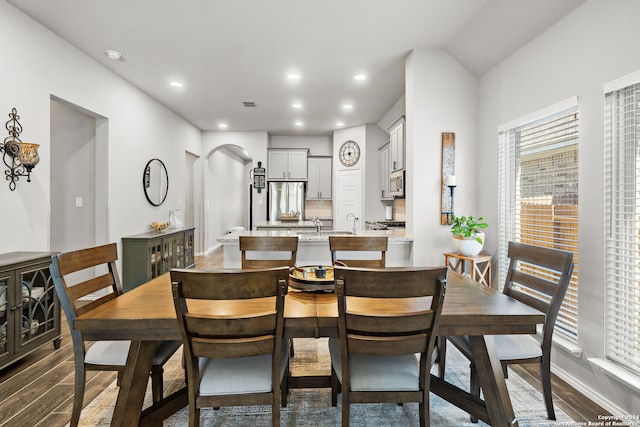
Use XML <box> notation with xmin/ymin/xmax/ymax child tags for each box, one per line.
<box><xmin>143</xmin><ymin>158</ymin><xmax>169</xmax><ymax>206</ymax></box>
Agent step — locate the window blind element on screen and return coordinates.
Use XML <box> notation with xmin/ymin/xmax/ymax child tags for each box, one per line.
<box><xmin>498</xmin><ymin>102</ymin><xmax>579</xmax><ymax>341</ymax></box>
<box><xmin>604</xmin><ymin>81</ymin><xmax>640</xmax><ymax>374</ymax></box>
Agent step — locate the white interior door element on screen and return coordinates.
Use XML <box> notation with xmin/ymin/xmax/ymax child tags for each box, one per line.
<box><xmin>335</xmin><ymin>168</ymin><xmax>362</xmax><ymax>231</ymax></box>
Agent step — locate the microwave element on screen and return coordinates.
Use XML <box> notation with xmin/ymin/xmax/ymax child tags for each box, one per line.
<box><xmin>390</xmin><ymin>170</ymin><xmax>405</xmax><ymax>197</ymax></box>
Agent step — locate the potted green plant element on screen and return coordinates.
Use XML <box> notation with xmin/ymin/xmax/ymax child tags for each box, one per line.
<box><xmin>450</xmin><ymin>215</ymin><xmax>489</xmax><ymax>256</ymax></box>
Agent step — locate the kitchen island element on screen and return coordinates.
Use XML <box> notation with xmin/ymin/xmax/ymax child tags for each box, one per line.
<box><xmin>217</xmin><ymin>229</ymin><xmax>413</xmax><ymax>268</ymax></box>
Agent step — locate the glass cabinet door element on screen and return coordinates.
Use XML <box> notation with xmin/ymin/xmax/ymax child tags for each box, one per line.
<box><xmin>185</xmin><ymin>229</ymin><xmax>194</xmax><ymax>267</ymax></box>
<box><xmin>0</xmin><ymin>272</ymin><xmax>9</xmax><ymax>362</ymax></box>
<box><xmin>174</xmin><ymin>234</ymin><xmax>185</xmax><ymax>268</ymax></box>
<box><xmin>17</xmin><ymin>265</ymin><xmax>57</xmax><ymax>350</ymax></box>
<box><xmin>149</xmin><ymin>239</ymin><xmax>163</xmax><ymax>279</ymax></box>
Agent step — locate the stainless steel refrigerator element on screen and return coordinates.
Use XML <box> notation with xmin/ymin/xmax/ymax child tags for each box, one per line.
<box><xmin>268</xmin><ymin>181</ymin><xmax>305</xmax><ymax>220</ymax></box>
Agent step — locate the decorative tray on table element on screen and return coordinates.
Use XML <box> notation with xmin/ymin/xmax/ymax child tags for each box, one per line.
<box><xmin>289</xmin><ymin>266</ymin><xmax>334</xmax><ymax>292</ymax></box>
<box><xmin>280</xmin><ymin>214</ymin><xmax>300</xmax><ymax>221</ymax></box>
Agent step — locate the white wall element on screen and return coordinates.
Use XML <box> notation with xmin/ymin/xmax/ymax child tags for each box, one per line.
<box><xmin>0</xmin><ymin>2</ymin><xmax>202</xmax><ymax>261</ymax></box>
<box><xmin>377</xmin><ymin>95</ymin><xmax>406</xmax><ymax>131</ymax></box>
<box><xmin>476</xmin><ymin>0</ymin><xmax>640</xmax><ymax>415</ymax></box>
<box><xmin>204</xmin><ymin>150</ymin><xmax>247</xmax><ymax>248</ymax></box>
<box><xmin>50</xmin><ymin>100</ymin><xmax>97</xmax><ymax>254</ymax></box>
<box><xmin>201</xmin><ymin>131</ymin><xmax>268</xmax><ymax>247</ymax></box>
<box><xmin>405</xmin><ymin>49</ymin><xmax>478</xmax><ymax>267</ymax></box>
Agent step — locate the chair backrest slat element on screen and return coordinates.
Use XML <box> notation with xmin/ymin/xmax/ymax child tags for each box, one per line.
<box><xmin>185</xmin><ymin>313</ymin><xmax>278</xmax><ymax>337</ymax></box>
<box><xmin>329</xmin><ymin>236</ymin><xmax>387</xmax><ymax>268</ymax></box>
<box><xmin>509</xmin><ymin>269</ymin><xmax>558</xmax><ymax>298</ymax></box>
<box><xmin>75</xmin><ymin>293</ymin><xmax>119</xmax><ymax>317</ymax></box>
<box><xmin>347</xmin><ymin>333</ymin><xmax>429</xmax><ymax>356</ymax></box>
<box><xmin>67</xmin><ymin>272</ymin><xmax>118</xmax><ymax>301</ymax></box>
<box><xmin>54</xmin><ymin>243</ymin><xmax>119</xmax><ymax>276</ymax></box>
<box><xmin>335</xmin><ymin>267</ymin><xmax>439</xmax><ymax>298</ymax></box>
<box><xmin>346</xmin><ymin>312</ymin><xmax>435</xmax><ymax>335</ymax></box>
<box><xmin>240</xmin><ymin>236</ymin><xmax>298</xmax><ymax>269</ymax></box>
<box><xmin>191</xmin><ymin>336</ymin><xmax>276</xmax><ymax>359</ymax></box>
<box><xmin>171</xmin><ymin>268</ymin><xmax>286</xmax><ymax>299</ymax></box>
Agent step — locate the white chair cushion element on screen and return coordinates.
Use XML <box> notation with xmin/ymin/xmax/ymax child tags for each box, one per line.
<box><xmin>198</xmin><ymin>342</ymin><xmax>289</xmax><ymax>396</ymax></box>
<box><xmin>329</xmin><ymin>337</ymin><xmax>419</xmax><ymax>392</ymax></box>
<box><xmin>449</xmin><ymin>334</ymin><xmax>542</xmax><ymax>361</ymax></box>
<box><xmin>85</xmin><ymin>340</ymin><xmax>131</xmax><ymax>366</ymax></box>
<box><xmin>493</xmin><ymin>334</ymin><xmax>542</xmax><ymax>360</ymax></box>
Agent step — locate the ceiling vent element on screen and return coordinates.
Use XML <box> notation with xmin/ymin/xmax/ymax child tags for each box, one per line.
<box><xmin>243</xmin><ymin>101</ymin><xmax>256</xmax><ymax>107</ymax></box>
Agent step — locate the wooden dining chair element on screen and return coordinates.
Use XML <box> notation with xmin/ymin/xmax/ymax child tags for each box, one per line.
<box><xmin>171</xmin><ymin>267</ymin><xmax>289</xmax><ymax>427</ymax></box>
<box><xmin>240</xmin><ymin>235</ymin><xmax>298</xmax><ymax>365</ymax></box>
<box><xmin>329</xmin><ymin>235</ymin><xmax>388</xmax><ymax>268</ymax></box>
<box><xmin>329</xmin><ymin>266</ymin><xmax>447</xmax><ymax>427</ymax></box>
<box><xmin>444</xmin><ymin>242</ymin><xmax>574</xmax><ymax>421</ymax></box>
<box><xmin>239</xmin><ymin>235</ymin><xmax>298</xmax><ymax>269</ymax></box>
<box><xmin>49</xmin><ymin>243</ymin><xmax>182</xmax><ymax>427</ymax></box>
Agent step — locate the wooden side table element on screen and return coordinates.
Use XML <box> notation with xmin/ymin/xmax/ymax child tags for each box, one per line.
<box><xmin>444</xmin><ymin>252</ymin><xmax>492</xmax><ymax>287</ymax></box>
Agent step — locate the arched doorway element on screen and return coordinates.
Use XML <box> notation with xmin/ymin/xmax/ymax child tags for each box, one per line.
<box><xmin>203</xmin><ymin>144</ymin><xmax>252</xmax><ymax>252</ymax></box>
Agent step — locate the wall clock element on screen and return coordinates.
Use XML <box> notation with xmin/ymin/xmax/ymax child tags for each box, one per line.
<box><xmin>339</xmin><ymin>140</ymin><xmax>360</xmax><ymax>167</ymax></box>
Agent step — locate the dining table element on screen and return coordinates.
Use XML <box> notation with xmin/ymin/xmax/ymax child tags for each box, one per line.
<box><xmin>73</xmin><ymin>269</ymin><xmax>544</xmax><ymax>427</ymax></box>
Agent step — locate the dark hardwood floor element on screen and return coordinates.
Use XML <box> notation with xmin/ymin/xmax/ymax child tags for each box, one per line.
<box><xmin>0</xmin><ymin>248</ymin><xmax>611</xmax><ymax>426</ymax></box>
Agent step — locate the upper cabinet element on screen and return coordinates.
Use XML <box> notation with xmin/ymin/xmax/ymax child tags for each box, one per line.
<box><xmin>388</xmin><ymin>117</ymin><xmax>405</xmax><ymax>172</ymax></box>
<box><xmin>307</xmin><ymin>156</ymin><xmax>332</xmax><ymax>200</ymax></box>
<box><xmin>267</xmin><ymin>149</ymin><xmax>308</xmax><ymax>180</ymax></box>
<box><xmin>379</xmin><ymin>142</ymin><xmax>392</xmax><ymax>200</ymax></box>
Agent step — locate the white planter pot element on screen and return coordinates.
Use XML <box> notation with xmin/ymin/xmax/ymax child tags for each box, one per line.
<box><xmin>453</xmin><ymin>232</ymin><xmax>485</xmax><ymax>256</ymax></box>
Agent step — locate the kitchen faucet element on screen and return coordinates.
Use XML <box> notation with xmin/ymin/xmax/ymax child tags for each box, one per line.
<box><xmin>346</xmin><ymin>213</ymin><xmax>358</xmax><ymax>233</ymax></box>
<box><xmin>312</xmin><ymin>217</ymin><xmax>322</xmax><ymax>234</ymax></box>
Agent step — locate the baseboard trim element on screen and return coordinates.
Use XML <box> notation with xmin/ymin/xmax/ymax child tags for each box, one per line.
<box><xmin>552</xmin><ymin>362</ymin><xmax>632</xmax><ymax>417</ymax></box>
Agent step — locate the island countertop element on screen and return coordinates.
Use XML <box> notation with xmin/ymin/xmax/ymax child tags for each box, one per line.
<box><xmin>217</xmin><ymin>228</ymin><xmax>413</xmax><ymax>244</ymax></box>
<box><xmin>255</xmin><ymin>220</ymin><xmax>318</xmax><ymax>229</ymax></box>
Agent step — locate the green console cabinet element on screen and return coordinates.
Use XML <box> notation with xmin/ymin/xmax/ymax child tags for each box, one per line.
<box><xmin>122</xmin><ymin>227</ymin><xmax>195</xmax><ymax>292</ymax></box>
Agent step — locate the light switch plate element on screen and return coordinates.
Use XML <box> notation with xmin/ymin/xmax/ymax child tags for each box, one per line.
<box><xmin>75</xmin><ymin>197</ymin><xmax>83</xmax><ymax>207</ymax></box>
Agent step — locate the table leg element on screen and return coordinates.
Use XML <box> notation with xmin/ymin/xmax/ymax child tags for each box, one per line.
<box><xmin>468</xmin><ymin>335</ymin><xmax>519</xmax><ymax>427</ymax></box>
<box><xmin>111</xmin><ymin>340</ymin><xmax>158</xmax><ymax>427</ymax></box>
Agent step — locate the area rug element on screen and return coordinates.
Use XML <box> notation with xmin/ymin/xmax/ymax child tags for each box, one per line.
<box><xmin>76</xmin><ymin>338</ymin><xmax>574</xmax><ymax>426</ymax></box>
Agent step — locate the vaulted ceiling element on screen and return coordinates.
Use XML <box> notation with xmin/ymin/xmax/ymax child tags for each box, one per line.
<box><xmin>8</xmin><ymin>0</ymin><xmax>585</xmax><ymax>135</ymax></box>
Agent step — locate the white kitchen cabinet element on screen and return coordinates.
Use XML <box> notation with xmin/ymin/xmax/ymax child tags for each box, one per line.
<box><xmin>307</xmin><ymin>157</ymin><xmax>332</xmax><ymax>200</ymax></box>
<box><xmin>388</xmin><ymin>117</ymin><xmax>405</xmax><ymax>172</ymax></box>
<box><xmin>379</xmin><ymin>142</ymin><xmax>392</xmax><ymax>200</ymax></box>
<box><xmin>267</xmin><ymin>149</ymin><xmax>308</xmax><ymax>180</ymax></box>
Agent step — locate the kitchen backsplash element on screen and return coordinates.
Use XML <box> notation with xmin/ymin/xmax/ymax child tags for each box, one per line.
<box><xmin>305</xmin><ymin>198</ymin><xmax>404</xmax><ymax>221</ymax></box>
<box><xmin>306</xmin><ymin>199</ymin><xmax>333</xmax><ymax>219</ymax></box>
<box><xmin>393</xmin><ymin>198</ymin><xmax>406</xmax><ymax>221</ymax></box>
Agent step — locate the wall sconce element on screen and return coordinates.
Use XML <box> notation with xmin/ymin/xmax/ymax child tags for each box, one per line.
<box><xmin>446</xmin><ymin>174</ymin><xmax>457</xmax><ymax>224</ymax></box>
<box><xmin>1</xmin><ymin>108</ymin><xmax>39</xmax><ymax>191</ymax></box>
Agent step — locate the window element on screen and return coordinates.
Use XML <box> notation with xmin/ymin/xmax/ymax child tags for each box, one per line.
<box><xmin>498</xmin><ymin>98</ymin><xmax>579</xmax><ymax>342</ymax></box>
<box><xmin>604</xmin><ymin>72</ymin><xmax>640</xmax><ymax>374</ymax></box>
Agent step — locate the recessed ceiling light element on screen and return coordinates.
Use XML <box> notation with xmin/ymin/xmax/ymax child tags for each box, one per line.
<box><xmin>218</xmin><ymin>123</ymin><xmax>228</xmax><ymax>129</ymax></box>
<box><xmin>342</xmin><ymin>104</ymin><xmax>353</xmax><ymax>110</ymax></box>
<box><xmin>105</xmin><ymin>49</ymin><xmax>122</xmax><ymax>60</ymax></box>
<box><xmin>287</xmin><ymin>73</ymin><xmax>300</xmax><ymax>80</ymax></box>
<box><xmin>354</xmin><ymin>74</ymin><xmax>367</xmax><ymax>81</ymax></box>
<box><xmin>295</xmin><ymin>121</ymin><xmax>304</xmax><ymax>126</ymax></box>
<box><xmin>336</xmin><ymin>122</ymin><xmax>345</xmax><ymax>127</ymax></box>
<box><xmin>292</xmin><ymin>103</ymin><xmax>302</xmax><ymax>109</ymax></box>
<box><xmin>169</xmin><ymin>81</ymin><xmax>184</xmax><ymax>88</ymax></box>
